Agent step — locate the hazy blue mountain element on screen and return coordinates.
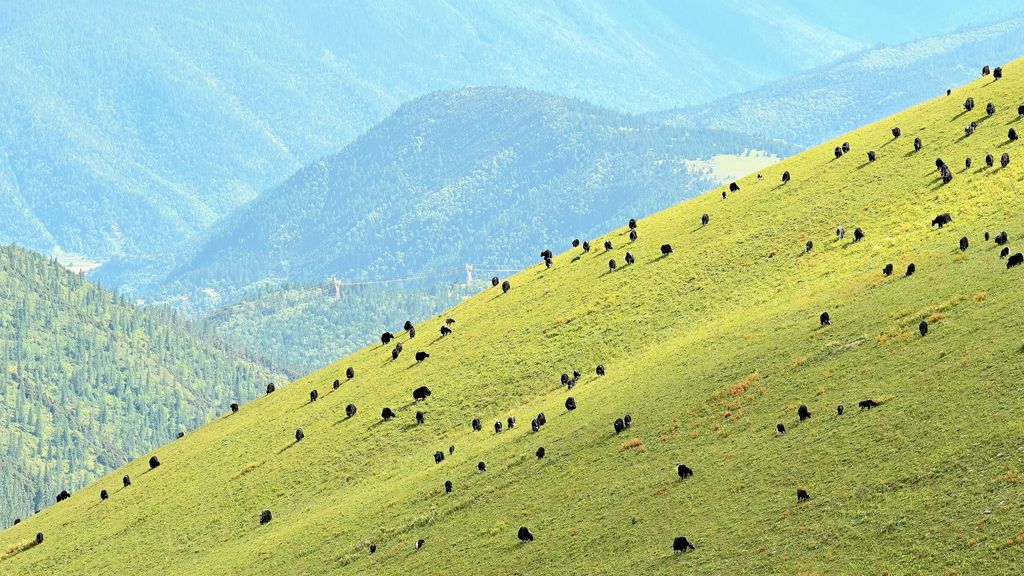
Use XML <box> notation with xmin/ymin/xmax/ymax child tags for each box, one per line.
<box><xmin>656</xmin><ymin>17</ymin><xmax>1024</xmax><ymax>147</ymax></box>
<box><xmin>3</xmin><ymin>1</ymin><xmax>1021</xmax><ymax>264</ymax></box>
<box><xmin>154</xmin><ymin>87</ymin><xmax>797</xmax><ymax>297</ymax></box>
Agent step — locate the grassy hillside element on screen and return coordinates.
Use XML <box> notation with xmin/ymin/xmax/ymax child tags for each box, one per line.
<box><xmin>0</xmin><ymin>245</ymin><xmax>282</xmax><ymax>524</ymax></box>
<box><xmin>4</xmin><ymin>59</ymin><xmax>1024</xmax><ymax>575</ymax></box>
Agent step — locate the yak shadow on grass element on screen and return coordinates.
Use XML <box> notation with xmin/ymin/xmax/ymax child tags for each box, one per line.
<box><xmin>276</xmin><ymin>440</ymin><xmax>299</xmax><ymax>455</ymax></box>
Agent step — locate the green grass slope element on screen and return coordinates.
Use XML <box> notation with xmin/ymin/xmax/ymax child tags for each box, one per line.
<box><xmin>4</xmin><ymin>61</ymin><xmax>1024</xmax><ymax>575</ymax></box>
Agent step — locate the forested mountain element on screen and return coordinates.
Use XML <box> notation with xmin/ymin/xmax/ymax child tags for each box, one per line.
<box><xmin>160</xmin><ymin>87</ymin><xmax>798</xmax><ymax>295</ymax></box>
<box><xmin>3</xmin><ymin>2</ymin><xmax>1021</xmax><ymax>264</ymax></box>
<box><xmin>0</xmin><ymin>245</ymin><xmax>282</xmax><ymax>523</ymax></box>
<box><xmin>208</xmin><ymin>281</ymin><xmax>482</xmax><ymax>377</ymax></box>
<box><xmin>658</xmin><ymin>17</ymin><xmax>1024</xmax><ymax>146</ymax></box>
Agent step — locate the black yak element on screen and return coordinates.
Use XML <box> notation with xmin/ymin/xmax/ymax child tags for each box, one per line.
<box><xmin>782</xmin><ymin>170</ymin><xmax>791</xmax><ymax>183</ymax></box>
<box><xmin>854</xmin><ymin>228</ymin><xmax>864</xmax><ymax>242</ymax></box>
<box><xmin>413</xmin><ymin>386</ymin><xmax>432</xmax><ymax>401</ymax></box>
<box><xmin>494</xmin><ymin>420</ymin><xmax>503</xmax><ymax>433</ymax></box>
<box><xmin>536</xmin><ymin>446</ymin><xmax>545</xmax><ymax>458</ymax></box>
<box><xmin>346</xmin><ymin>403</ymin><xmax>357</xmax><ymax>418</ymax></box>
<box><xmin>449</xmin><ymin>445</ymin><xmax>455</xmax><ymax>455</ymax></box>
<box><xmin>408</xmin><ymin>327</ymin><xmax>416</xmax><ymax>338</ymax></box>
<box><xmin>624</xmin><ymin>414</ymin><xmax>632</xmax><ymax>428</ymax></box>
<box><xmin>472</xmin><ymin>418</ymin><xmax>482</xmax><ymax>431</ymax></box>
<box><xmin>1010</xmin><ymin>128</ymin><xmax>1019</xmax><ymax>141</ymax></box>
<box><xmin>417</xmin><ymin>411</ymin><xmax>426</xmax><ymax>425</ymax></box>
<box><xmin>404</xmin><ymin>320</ymin><xmax>414</xmax><ymax>331</ymax></box>
<box><xmin>381</xmin><ymin>407</ymin><xmax>395</xmax><ymax>421</ymax></box>
<box><xmin>859</xmin><ymin>399</ymin><xmax>879</xmax><ymax>410</ymax></box>
<box><xmin>123</xmin><ymin>475</ymin><xmax>131</xmax><ymax>487</ymax></box>
<box><xmin>491</xmin><ymin>276</ymin><xmax>500</xmax><ymax>287</ymax></box>
<box><xmin>333</xmin><ymin>379</ymin><xmax>340</xmax><ymax>390</ymax></box>
<box><xmin>820</xmin><ymin>312</ymin><xmax>831</xmax><ymax>326</ymax></box>
<box><xmin>445</xmin><ymin>318</ymin><xmax>455</xmax><ymax>326</ymax></box>
<box><xmin>1019</xmin><ymin>104</ymin><xmax>1024</xmax><ymax>116</ymax></box>
<box><xmin>544</xmin><ymin>257</ymin><xmax>552</xmax><ymax>269</ymax></box>
<box><xmin>440</xmin><ymin>325</ymin><xmax>452</xmax><ymax>336</ymax></box>
<box><xmin>798</xmin><ymin>405</ymin><xmax>811</xmax><ymax>421</ymax></box>
<box><xmin>538</xmin><ymin>412</ymin><xmax>547</xmax><ymax>425</ymax></box>
<box><xmin>608</xmin><ymin>259</ymin><xmax>617</xmax><ymax>272</ymax></box>
<box><xmin>986</xmin><ymin>153</ymin><xmax>995</xmax><ymax>167</ymax></box>
<box><xmin>966</xmin><ymin>157</ymin><xmax>972</xmax><ymax>169</ymax></box>
<box><xmin>518</xmin><ymin>526</ymin><xmax>535</xmax><ymax>542</ymax></box>
<box><xmin>177</xmin><ymin>432</ymin><xmax>184</xmax><ymax>438</ymax></box>
<box><xmin>507</xmin><ymin>416</ymin><xmax>517</xmax><ymax>429</ymax></box>
<box><xmin>345</xmin><ymin>367</ymin><xmax>355</xmax><ymax>380</ymax></box>
<box><xmin>445</xmin><ymin>480</ymin><xmax>453</xmax><ymax>493</ymax></box>
<box><xmin>837</xmin><ymin>405</ymin><xmax>844</xmax><ymax>416</ymax></box>
<box><xmin>369</xmin><ymin>544</ymin><xmax>376</xmax><ymax>554</ymax></box>
<box><xmin>582</xmin><ymin>241</ymin><xmax>591</xmax><ymax>253</ymax></box>
<box><xmin>392</xmin><ymin>346</ymin><xmax>401</xmax><ymax>361</ymax></box>
<box><xmin>867</xmin><ymin>150</ymin><xmax>876</xmax><ymax>162</ymax></box>
<box><xmin>149</xmin><ymin>456</ymin><xmax>161</xmax><ymax>469</ymax></box>
<box><xmin>965</xmin><ymin>123</ymin><xmax>976</xmax><ymax>137</ymax></box>
<box><xmin>1008</xmin><ymin>253</ymin><xmax>1024</xmax><ymax>268</ymax></box>
<box><xmin>959</xmin><ymin>236</ymin><xmax>969</xmax><ymax>251</ymax></box>
<box><xmin>604</xmin><ymin>240</ymin><xmax>613</xmax><ymax>251</ymax></box>
<box><xmin>478</xmin><ymin>461</ymin><xmax>487</xmax><ymax>472</ymax></box>
<box><xmin>381</xmin><ymin>332</ymin><xmax>394</xmax><ymax>345</ymax></box>
<box><xmin>891</xmin><ymin>127</ymin><xmax>901</xmax><ymax>138</ymax></box>
<box><xmin>660</xmin><ymin>244</ymin><xmax>673</xmax><ymax>256</ymax></box>
<box><xmin>624</xmin><ymin>251</ymin><xmax>635</xmax><ymax>265</ymax></box>
<box><xmin>729</xmin><ymin>182</ymin><xmax>739</xmax><ymax>192</ymax></box>
<box><xmin>913</xmin><ymin>137</ymin><xmax>922</xmax><ymax>151</ymax></box>
<box><xmin>572</xmin><ymin>238</ymin><xmax>580</xmax><ymax>248</ymax></box>
<box><xmin>629</xmin><ymin>229</ymin><xmax>638</xmax><ymax>242</ymax></box>
<box><xmin>433</xmin><ymin>451</ymin><xmax>444</xmax><ymax>464</ymax></box>
<box><xmin>628</xmin><ymin>218</ymin><xmax>638</xmax><ymax>230</ymax></box>
<box><xmin>940</xmin><ymin>164</ymin><xmax>953</xmax><ymax>184</ymax></box>
<box><xmin>906</xmin><ymin>263</ymin><xmax>916</xmax><ymax>276</ymax></box>
<box><xmin>541</xmin><ymin>249</ymin><xmax>553</xmax><ymax>261</ymax></box>
<box><xmin>805</xmin><ymin>240</ymin><xmax>813</xmax><ymax>253</ymax></box>
<box><xmin>416</xmin><ymin>539</ymin><xmax>425</xmax><ymax>550</ymax></box>
<box><xmin>565</xmin><ymin>397</ymin><xmax>577</xmax><ymax>411</ymax></box>
<box><xmin>931</xmin><ymin>213</ymin><xmax>952</xmax><ymax>228</ymax></box>
<box><xmin>596</xmin><ymin>364</ymin><xmax>606</xmax><ymax>376</ymax></box>
<box><xmin>834</xmin><ymin>146</ymin><xmax>843</xmax><ymax>159</ymax></box>
<box><xmin>993</xmin><ymin>66</ymin><xmax>1003</xmax><ymax>79</ymax></box>
<box><xmin>295</xmin><ymin>428</ymin><xmax>304</xmax><ymax>442</ymax></box>
<box><xmin>883</xmin><ymin>263</ymin><xmax>893</xmax><ymax>276</ymax></box>
<box><xmin>701</xmin><ymin>213</ymin><xmax>710</xmax><ymax>226</ymax></box>
<box><xmin>995</xmin><ymin>231</ymin><xmax>1009</xmax><ymax>245</ymax></box>
<box><xmin>230</xmin><ymin>403</ymin><xmax>239</xmax><ymax>413</ymax></box>
<box><xmin>836</xmin><ymin>227</ymin><xmax>845</xmax><ymax>239</ymax></box>
<box><xmin>266</xmin><ymin>383</ymin><xmax>275</xmax><ymax>395</ymax></box>
<box><xmin>842</xmin><ymin>142</ymin><xmax>850</xmax><ymax>153</ymax></box>
<box><xmin>415</xmin><ymin>351</ymin><xmax>430</xmax><ymax>362</ymax></box>
<box><xmin>1001</xmin><ymin>153</ymin><xmax>1010</xmax><ymax>168</ymax></box>
<box><xmin>673</xmin><ymin>536</ymin><xmax>696</xmax><ymax>553</ymax></box>
<box><xmin>919</xmin><ymin>321</ymin><xmax>928</xmax><ymax>336</ymax></box>
<box><xmin>797</xmin><ymin>489</ymin><xmax>811</xmax><ymax>503</ymax></box>
<box><xmin>309</xmin><ymin>389</ymin><xmax>318</xmax><ymax>402</ymax></box>
<box><xmin>776</xmin><ymin>423</ymin><xmax>786</xmax><ymax>434</ymax></box>
<box><xmin>56</xmin><ymin>490</ymin><xmax>70</xmax><ymax>503</ymax></box>
<box><xmin>531</xmin><ymin>419</ymin><xmax>540</xmax><ymax>432</ymax></box>
<box><xmin>985</xmin><ymin>231</ymin><xmax>990</xmax><ymax>241</ymax></box>
<box><xmin>613</xmin><ymin>417</ymin><xmax>624</xmax><ymax>434</ymax></box>
<box><xmin>561</xmin><ymin>372</ymin><xmax>570</xmax><ymax>386</ymax></box>
<box><xmin>676</xmin><ymin>464</ymin><xmax>693</xmax><ymax>479</ymax></box>
<box><xmin>1000</xmin><ymin>246</ymin><xmax>1010</xmax><ymax>259</ymax></box>
<box><xmin>100</xmin><ymin>489</ymin><xmax>108</xmax><ymax>501</ymax></box>
<box><xmin>502</xmin><ymin>280</ymin><xmax>511</xmax><ymax>293</ymax></box>
<box><xmin>260</xmin><ymin>510</ymin><xmax>272</xmax><ymax>525</ymax></box>
<box><xmin>982</xmin><ymin>65</ymin><xmax>991</xmax><ymax>76</ymax></box>
<box><xmin>965</xmin><ymin>97</ymin><xmax>975</xmax><ymax>111</ymax></box>
<box><xmin>987</xmin><ymin>102</ymin><xmax>996</xmax><ymax>116</ymax></box>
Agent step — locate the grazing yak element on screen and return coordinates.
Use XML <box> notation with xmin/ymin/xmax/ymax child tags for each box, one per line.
<box><xmin>891</xmin><ymin>127</ymin><xmax>901</xmax><ymax>138</ymax></box>
<box><xmin>582</xmin><ymin>241</ymin><xmax>591</xmax><ymax>253</ymax></box>
<box><xmin>776</xmin><ymin>423</ymin><xmax>786</xmax><ymax>434</ymax></box>
<box><xmin>408</xmin><ymin>327</ymin><xmax>416</xmax><ymax>338</ymax></box>
<box><xmin>834</xmin><ymin>146</ymin><xmax>843</xmax><ymax>159</ymax></box>
<box><xmin>415</xmin><ymin>351</ymin><xmax>430</xmax><ymax>362</ymax></box>
<box><xmin>100</xmin><ymin>490</ymin><xmax>108</xmax><ymax>501</ymax></box>
<box><xmin>982</xmin><ymin>65</ymin><xmax>991</xmax><ymax>76</ymax></box>
<box><xmin>628</xmin><ymin>218</ymin><xmax>638</xmax><ymax>230</ymax></box>
<box><xmin>931</xmin><ymin>213</ymin><xmax>952</xmax><ymax>228</ymax></box>
<box><xmin>518</xmin><ymin>526</ymin><xmax>535</xmax><ymax>542</ymax></box>
<box><xmin>491</xmin><ymin>276</ymin><xmax>500</xmax><ymax>287</ymax></box>
<box><xmin>531</xmin><ymin>419</ymin><xmax>541</xmax><ymax>432</ymax></box>
<box><xmin>867</xmin><ymin>150</ymin><xmax>876</xmax><ymax>162</ymax></box>
<box><xmin>1000</xmin><ymin>247</ymin><xmax>1010</xmax><ymax>259</ymax></box>
<box><xmin>596</xmin><ymin>364</ymin><xmax>606</xmax><ymax>376</ymax></box>
<box><xmin>472</xmin><ymin>418</ymin><xmax>483</xmax><ymax>432</ymax></box>
<box><xmin>964</xmin><ymin>123</ymin><xmax>976</xmax><ymax>137</ymax></box>
<box><xmin>56</xmin><ymin>490</ymin><xmax>71</xmax><ymax>503</ymax></box>
<box><xmin>966</xmin><ymin>157</ymin><xmax>972</xmax><ymax>169</ymax></box>
<box><xmin>295</xmin><ymin>428</ymin><xmax>305</xmax><ymax>442</ymax></box>
<box><xmin>404</xmin><ymin>320</ymin><xmax>415</xmax><ymax>331</ymax></box>
<box><xmin>545</xmin><ymin>257</ymin><xmax>552</xmax><ymax>269</ymax></box>
<box><xmin>433</xmin><ymin>451</ymin><xmax>444</xmax><ymax>464</ymax></box>
<box><xmin>960</xmin><ymin>237</ymin><xmax>969</xmax><ymax>251</ymax></box>
<box><xmin>1010</xmin><ymin>128</ymin><xmax>1019</xmax><ymax>141</ymax></box>
<box><xmin>782</xmin><ymin>170</ymin><xmax>791</xmax><ymax>184</ymax></box>
<box><xmin>798</xmin><ymin>405</ymin><xmax>812</xmax><ymax>421</ymax></box>
<box><xmin>230</xmin><ymin>403</ymin><xmax>239</xmax><ymax>413</ymax></box>
<box><xmin>392</xmin><ymin>346</ymin><xmax>401</xmax><ymax>361</ymax></box>
<box><xmin>883</xmin><ymin>263</ymin><xmax>894</xmax><ymax>276</ymax></box>
<box><xmin>417</xmin><ymin>411</ymin><xmax>426</xmax><ymax>425</ymax></box>
<box><xmin>624</xmin><ymin>414</ymin><xmax>633</xmax><ymax>428</ymax></box>
<box><xmin>369</xmin><ymin>544</ymin><xmax>377</xmax><ymax>554</ymax></box>
<box><xmin>415</xmin><ymin>539</ymin><xmax>425</xmax><ymax>550</ymax></box>
<box><xmin>842</xmin><ymin>142</ymin><xmax>850</xmax><ymax>153</ymax></box>
<box><xmin>333</xmin><ymin>379</ymin><xmax>341</xmax><ymax>390</ymax></box>
<box><xmin>309</xmin><ymin>389</ymin><xmax>318</xmax><ymax>402</ymax></box>
<box><xmin>177</xmin><ymin>432</ymin><xmax>184</xmax><ymax>439</ymax></box>
<box><xmin>836</xmin><ymin>227</ymin><xmax>845</xmax><ymax>239</ymax></box>
<box><xmin>859</xmin><ymin>399</ymin><xmax>880</xmax><ymax>410</ymax></box>
<box><xmin>123</xmin><ymin>475</ymin><xmax>131</xmax><ymax>488</ymax></box>
<box><xmin>346</xmin><ymin>367</ymin><xmax>355</xmax><ymax>380</ymax></box>
<box><xmin>260</xmin><ymin>510</ymin><xmax>272</xmax><ymax>525</ymax></box>
<box><xmin>797</xmin><ymin>489</ymin><xmax>811</xmax><ymax>503</ymax></box>
<box><xmin>986</xmin><ymin>153</ymin><xmax>995</xmax><ymax>168</ymax></box>
<box><xmin>1019</xmin><ymin>104</ymin><xmax>1024</xmax><ymax>116</ymax></box>
<box><xmin>478</xmin><ymin>461</ymin><xmax>487</xmax><ymax>472</ymax></box>
<box><xmin>624</xmin><ymin>251</ymin><xmax>635</xmax><ymax>265</ymax></box>
<box><xmin>1008</xmin><ymin>253</ymin><xmax>1024</xmax><ymax>268</ymax></box>
<box><xmin>449</xmin><ymin>445</ymin><xmax>455</xmax><ymax>455</ymax></box>
<box><xmin>629</xmin><ymin>229</ymin><xmax>638</xmax><ymax>242</ymax></box>
<box><xmin>346</xmin><ymin>404</ymin><xmax>357</xmax><ymax>418</ymax></box>
<box><xmin>940</xmin><ymin>164</ymin><xmax>953</xmax><ymax>184</ymax></box>
<box><xmin>540</xmin><ymin>249</ymin><xmax>553</xmax><ymax>261</ymax></box>
<box><xmin>701</xmin><ymin>213</ymin><xmax>710</xmax><ymax>226</ymax></box>
<box><xmin>995</xmin><ymin>231</ymin><xmax>1009</xmax><ymax>245</ymax></box>
<box><xmin>608</xmin><ymin>259</ymin><xmax>617</xmax><ymax>272</ymax></box>
<box><xmin>1001</xmin><ymin>153</ymin><xmax>1010</xmax><ymax>168</ymax></box>
<box><xmin>536</xmin><ymin>446</ymin><xmax>546</xmax><ymax>458</ymax></box>
<box><xmin>565</xmin><ymin>397</ymin><xmax>577</xmax><ymax>411</ymax></box>
<box><xmin>266</xmin><ymin>383</ymin><xmax>275</xmax><ymax>395</ymax></box>
<box><xmin>413</xmin><ymin>386</ymin><xmax>432</xmax><ymax>401</ymax></box>
<box><xmin>819</xmin><ymin>312</ymin><xmax>831</xmax><ymax>326</ymax></box>
<box><xmin>964</xmin><ymin>96</ymin><xmax>975</xmax><ymax>111</ymax></box>
<box><xmin>837</xmin><ymin>405</ymin><xmax>844</xmax><ymax>416</ymax></box>
<box><xmin>381</xmin><ymin>407</ymin><xmax>396</xmax><ymax>421</ymax></box>
<box><xmin>149</xmin><ymin>456</ymin><xmax>161</xmax><ymax>469</ymax></box>
<box><xmin>906</xmin><ymin>263</ymin><xmax>916</xmax><ymax>277</ymax></box>
<box><xmin>729</xmin><ymin>182</ymin><xmax>739</xmax><ymax>192</ymax></box>
<box><xmin>673</xmin><ymin>536</ymin><xmax>696</xmax><ymax>553</ymax></box>
<box><xmin>445</xmin><ymin>318</ymin><xmax>455</xmax><ymax>326</ymax></box>
<box><xmin>613</xmin><ymin>418</ymin><xmax>625</xmax><ymax>434</ymax></box>
<box><xmin>507</xmin><ymin>416</ymin><xmax>517</xmax><ymax>429</ymax></box>
<box><xmin>660</xmin><ymin>244</ymin><xmax>673</xmax><ymax>256</ymax></box>
<box><xmin>537</xmin><ymin>412</ymin><xmax>547</xmax><ymax>426</ymax></box>
<box><xmin>381</xmin><ymin>332</ymin><xmax>394</xmax><ymax>345</ymax></box>
<box><xmin>853</xmin><ymin>228</ymin><xmax>864</xmax><ymax>242</ymax></box>
<box><xmin>445</xmin><ymin>480</ymin><xmax>453</xmax><ymax>493</ymax></box>
<box><xmin>502</xmin><ymin>280</ymin><xmax>511</xmax><ymax>293</ymax></box>
<box><xmin>494</xmin><ymin>420</ymin><xmax>503</xmax><ymax>434</ymax></box>
<box><xmin>993</xmin><ymin>66</ymin><xmax>1003</xmax><ymax>79</ymax></box>
<box><xmin>805</xmin><ymin>240</ymin><xmax>813</xmax><ymax>253</ymax></box>
<box><xmin>572</xmin><ymin>239</ymin><xmax>580</xmax><ymax>248</ymax></box>
<box><xmin>676</xmin><ymin>464</ymin><xmax>693</xmax><ymax>479</ymax></box>
<box><xmin>919</xmin><ymin>321</ymin><xmax>928</xmax><ymax>336</ymax></box>
<box><xmin>440</xmin><ymin>325</ymin><xmax>452</xmax><ymax>337</ymax></box>
<box><xmin>987</xmin><ymin>102</ymin><xmax>996</xmax><ymax>116</ymax></box>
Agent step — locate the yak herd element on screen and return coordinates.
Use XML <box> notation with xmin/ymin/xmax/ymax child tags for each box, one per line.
<box><xmin>22</xmin><ymin>63</ymin><xmax>1023</xmax><ymax>565</ymax></box>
